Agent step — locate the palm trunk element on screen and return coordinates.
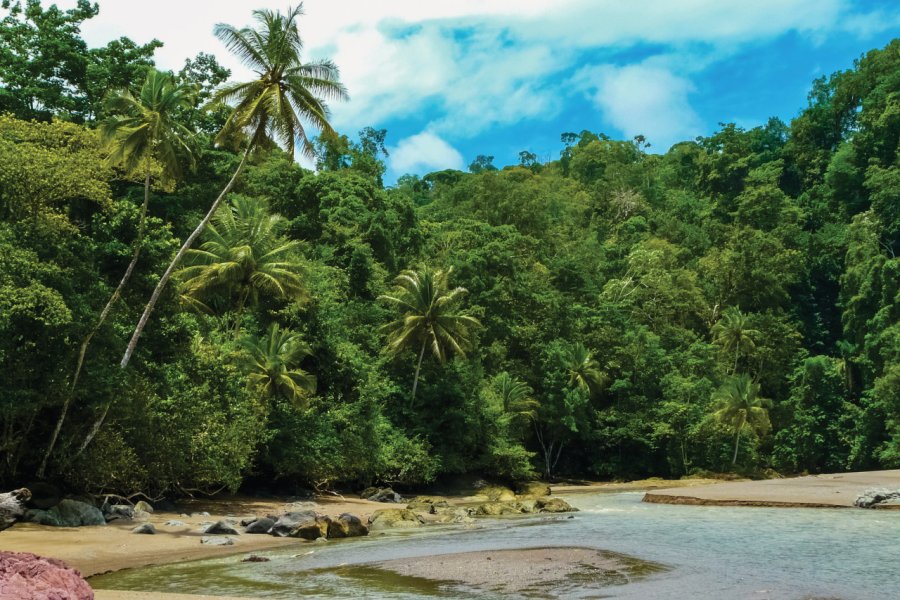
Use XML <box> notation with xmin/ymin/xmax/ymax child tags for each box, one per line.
<box><xmin>76</xmin><ymin>147</ymin><xmax>252</xmax><ymax>459</ymax></box>
<box><xmin>733</xmin><ymin>346</ymin><xmax>739</xmax><ymax>374</ymax></box>
<box><xmin>731</xmin><ymin>416</ymin><xmax>745</xmax><ymax>465</ymax></box>
<box><xmin>37</xmin><ymin>170</ymin><xmax>153</xmax><ymax>478</ymax></box>
<box><xmin>410</xmin><ymin>338</ymin><xmax>427</xmax><ymax>405</ymax></box>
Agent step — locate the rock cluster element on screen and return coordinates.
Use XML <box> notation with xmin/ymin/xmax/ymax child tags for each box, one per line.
<box><xmin>23</xmin><ymin>499</ymin><xmax>106</xmax><ymax>527</ymax></box>
<box><xmin>0</xmin><ymin>551</ymin><xmax>93</xmax><ymax>600</ymax></box>
<box><xmin>243</xmin><ymin>511</ymin><xmax>369</xmax><ymax>540</ymax></box>
<box><xmin>0</xmin><ymin>488</ymin><xmax>30</xmax><ymax>531</ymax></box>
<box><xmin>854</xmin><ymin>488</ymin><xmax>900</xmax><ymax>509</ymax></box>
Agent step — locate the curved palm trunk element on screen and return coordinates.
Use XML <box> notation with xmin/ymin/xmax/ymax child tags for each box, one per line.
<box><xmin>75</xmin><ymin>147</ymin><xmax>252</xmax><ymax>458</ymax></box>
<box><xmin>37</xmin><ymin>170</ymin><xmax>152</xmax><ymax>478</ymax></box>
<box><xmin>731</xmin><ymin>415</ymin><xmax>746</xmax><ymax>465</ymax></box>
<box><xmin>410</xmin><ymin>338</ymin><xmax>427</xmax><ymax>405</ymax></box>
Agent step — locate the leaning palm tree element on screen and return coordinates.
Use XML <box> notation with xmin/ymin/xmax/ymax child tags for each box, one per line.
<box><xmin>178</xmin><ymin>196</ymin><xmax>305</xmax><ymax>332</ymax></box>
<box><xmin>711</xmin><ymin>374</ymin><xmax>771</xmax><ymax>465</ymax></box>
<box><xmin>38</xmin><ymin>69</ymin><xmax>196</xmax><ymax>477</ymax></box>
<box><xmin>488</xmin><ymin>372</ymin><xmax>539</xmax><ymax>424</ymax></box>
<box><xmin>711</xmin><ymin>307</ymin><xmax>759</xmax><ymax>374</ymax></box>
<box><xmin>561</xmin><ymin>342</ymin><xmax>605</xmax><ymax>398</ymax></box>
<box><xmin>119</xmin><ymin>3</ymin><xmax>347</xmax><ymax>370</ymax></box>
<box><xmin>379</xmin><ymin>267</ymin><xmax>481</xmax><ymax>404</ymax></box>
<box><xmin>239</xmin><ymin>323</ymin><xmax>316</xmax><ymax>404</ymax></box>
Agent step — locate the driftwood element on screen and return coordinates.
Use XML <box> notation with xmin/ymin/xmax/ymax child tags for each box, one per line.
<box><xmin>0</xmin><ymin>488</ymin><xmax>31</xmax><ymax>532</ymax></box>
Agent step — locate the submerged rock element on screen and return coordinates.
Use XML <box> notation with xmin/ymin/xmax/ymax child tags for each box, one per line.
<box><xmin>368</xmin><ymin>508</ymin><xmax>425</xmax><ymax>530</ymax></box>
<box><xmin>534</xmin><ymin>496</ymin><xmax>578</xmax><ymax>513</ymax></box>
<box><xmin>23</xmin><ymin>499</ymin><xmax>105</xmax><ymax>527</ymax></box>
<box><xmin>242</xmin><ymin>555</ymin><xmax>270</xmax><ymax>563</ymax></box>
<box><xmin>0</xmin><ymin>551</ymin><xmax>93</xmax><ymax>600</ymax></box>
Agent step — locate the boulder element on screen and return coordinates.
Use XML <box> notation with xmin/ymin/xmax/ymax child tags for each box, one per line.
<box><xmin>0</xmin><ymin>488</ymin><xmax>30</xmax><ymax>532</ymax></box>
<box><xmin>477</xmin><ymin>485</ymin><xmax>517</xmax><ymax>502</ymax></box>
<box><xmin>406</xmin><ymin>496</ymin><xmax>450</xmax><ymax>511</ymax></box>
<box><xmin>132</xmin><ymin>509</ymin><xmax>151</xmax><ymax>522</ymax></box>
<box><xmin>244</xmin><ymin>517</ymin><xmax>275</xmax><ymax>534</ymax></box>
<box><xmin>133</xmin><ymin>500</ymin><xmax>154</xmax><ymax>514</ymax></box>
<box><xmin>132</xmin><ymin>523</ymin><xmax>156</xmax><ymax>534</ymax></box>
<box><xmin>326</xmin><ymin>513</ymin><xmax>369</xmax><ymax>538</ymax></box>
<box><xmin>23</xmin><ymin>499</ymin><xmax>105</xmax><ymax>527</ymax></box>
<box><xmin>854</xmin><ymin>488</ymin><xmax>900</xmax><ymax>509</ymax></box>
<box><xmin>534</xmin><ymin>496</ymin><xmax>577</xmax><ymax>513</ymax></box>
<box><xmin>203</xmin><ymin>520</ymin><xmax>240</xmax><ymax>535</ymax></box>
<box><xmin>102</xmin><ymin>504</ymin><xmax>135</xmax><ymax>522</ymax></box>
<box><xmin>475</xmin><ymin>501</ymin><xmax>531</xmax><ymax>516</ymax></box>
<box><xmin>201</xmin><ymin>536</ymin><xmax>234</xmax><ymax>546</ymax></box>
<box><xmin>425</xmin><ymin>506</ymin><xmax>475</xmax><ymax>524</ymax></box>
<box><xmin>362</xmin><ymin>487</ymin><xmax>404</xmax><ymax>503</ymax></box>
<box><xmin>270</xmin><ymin>510</ymin><xmax>317</xmax><ymax>537</ymax></box>
<box><xmin>515</xmin><ymin>481</ymin><xmax>552</xmax><ymax>498</ymax></box>
<box><xmin>0</xmin><ymin>551</ymin><xmax>93</xmax><ymax>600</ymax></box>
<box><xmin>368</xmin><ymin>508</ymin><xmax>425</xmax><ymax>530</ymax></box>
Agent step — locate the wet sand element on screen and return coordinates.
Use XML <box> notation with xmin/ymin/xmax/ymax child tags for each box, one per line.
<box><xmin>365</xmin><ymin>546</ymin><xmax>665</xmax><ymax>595</ymax></box>
<box><xmin>643</xmin><ymin>469</ymin><xmax>900</xmax><ymax>508</ymax></box>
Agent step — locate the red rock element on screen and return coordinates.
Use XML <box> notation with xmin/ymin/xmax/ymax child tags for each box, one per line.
<box><xmin>0</xmin><ymin>551</ymin><xmax>93</xmax><ymax>600</ymax></box>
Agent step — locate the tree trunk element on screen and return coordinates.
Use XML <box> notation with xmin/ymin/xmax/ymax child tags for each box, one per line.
<box><xmin>731</xmin><ymin>417</ymin><xmax>745</xmax><ymax>465</ymax></box>
<box><xmin>76</xmin><ymin>147</ymin><xmax>252</xmax><ymax>459</ymax></box>
<box><xmin>410</xmin><ymin>338</ymin><xmax>427</xmax><ymax>405</ymax></box>
<box><xmin>37</xmin><ymin>171</ymin><xmax>154</xmax><ymax>478</ymax></box>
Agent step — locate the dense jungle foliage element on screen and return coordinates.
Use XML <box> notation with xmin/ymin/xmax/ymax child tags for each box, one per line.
<box><xmin>0</xmin><ymin>1</ymin><xmax>897</xmax><ymax>496</ymax></box>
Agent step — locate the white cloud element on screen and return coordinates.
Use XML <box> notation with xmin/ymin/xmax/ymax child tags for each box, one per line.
<box><xmin>573</xmin><ymin>63</ymin><xmax>702</xmax><ymax>151</ymax></box>
<box><xmin>389</xmin><ymin>131</ymin><xmax>464</xmax><ymax>175</ymax></box>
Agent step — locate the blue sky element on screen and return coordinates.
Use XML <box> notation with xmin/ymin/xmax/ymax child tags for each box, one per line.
<box><xmin>67</xmin><ymin>0</ymin><xmax>900</xmax><ymax>183</ymax></box>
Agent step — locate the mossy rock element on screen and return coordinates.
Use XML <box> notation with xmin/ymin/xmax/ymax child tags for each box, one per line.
<box><xmin>534</xmin><ymin>496</ymin><xmax>577</xmax><ymax>513</ymax></box>
<box><xmin>475</xmin><ymin>501</ymin><xmax>531</xmax><ymax>516</ymax></box>
<box><xmin>368</xmin><ymin>508</ymin><xmax>425</xmax><ymax>530</ymax></box>
<box><xmin>515</xmin><ymin>481</ymin><xmax>552</xmax><ymax>498</ymax></box>
<box><xmin>477</xmin><ymin>485</ymin><xmax>516</xmax><ymax>502</ymax></box>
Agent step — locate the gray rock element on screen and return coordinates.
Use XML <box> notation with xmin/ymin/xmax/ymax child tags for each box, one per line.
<box><xmin>163</xmin><ymin>520</ymin><xmax>186</xmax><ymax>527</ymax></box>
<box><xmin>201</xmin><ymin>536</ymin><xmax>235</xmax><ymax>546</ymax></box>
<box><xmin>24</xmin><ymin>499</ymin><xmax>105</xmax><ymax>527</ymax></box>
<box><xmin>475</xmin><ymin>501</ymin><xmax>531</xmax><ymax>516</ymax></box>
<box><xmin>854</xmin><ymin>488</ymin><xmax>900</xmax><ymax>508</ymax></box>
<box><xmin>326</xmin><ymin>513</ymin><xmax>369</xmax><ymax>538</ymax></box>
<box><xmin>362</xmin><ymin>487</ymin><xmax>404</xmax><ymax>503</ymax></box>
<box><xmin>0</xmin><ymin>488</ymin><xmax>30</xmax><ymax>531</ymax></box>
<box><xmin>203</xmin><ymin>520</ymin><xmax>239</xmax><ymax>535</ymax></box>
<box><xmin>244</xmin><ymin>517</ymin><xmax>275</xmax><ymax>534</ymax></box>
<box><xmin>133</xmin><ymin>500</ymin><xmax>154</xmax><ymax>514</ymax></box>
<box><xmin>534</xmin><ymin>497</ymin><xmax>578</xmax><ymax>513</ymax></box>
<box><xmin>270</xmin><ymin>510</ymin><xmax>317</xmax><ymax>537</ymax></box>
<box><xmin>132</xmin><ymin>523</ymin><xmax>156</xmax><ymax>534</ymax></box>
<box><xmin>103</xmin><ymin>504</ymin><xmax>135</xmax><ymax>522</ymax></box>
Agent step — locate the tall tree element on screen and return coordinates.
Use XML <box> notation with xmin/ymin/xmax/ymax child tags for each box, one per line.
<box><xmin>178</xmin><ymin>195</ymin><xmax>305</xmax><ymax>330</ymax></box>
<box><xmin>379</xmin><ymin>267</ymin><xmax>480</xmax><ymax>404</ymax></box>
<box><xmin>711</xmin><ymin>374</ymin><xmax>771</xmax><ymax>465</ymax></box>
<box><xmin>561</xmin><ymin>342</ymin><xmax>605</xmax><ymax>398</ymax></box>
<box><xmin>239</xmin><ymin>323</ymin><xmax>316</xmax><ymax>404</ymax></box>
<box><xmin>38</xmin><ymin>69</ymin><xmax>195</xmax><ymax>477</ymax></box>
<box><xmin>711</xmin><ymin>307</ymin><xmax>760</xmax><ymax>374</ymax></box>
<box><xmin>118</xmin><ymin>3</ymin><xmax>347</xmax><ymax>370</ymax></box>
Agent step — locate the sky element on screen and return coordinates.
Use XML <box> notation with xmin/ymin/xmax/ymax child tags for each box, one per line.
<box><xmin>62</xmin><ymin>0</ymin><xmax>900</xmax><ymax>183</ymax></box>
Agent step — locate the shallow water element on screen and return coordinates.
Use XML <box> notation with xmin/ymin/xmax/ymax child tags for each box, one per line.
<box><xmin>90</xmin><ymin>492</ymin><xmax>900</xmax><ymax>599</ymax></box>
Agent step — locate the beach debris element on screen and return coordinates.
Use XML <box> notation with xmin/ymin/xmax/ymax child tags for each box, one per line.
<box><xmin>244</xmin><ymin>516</ymin><xmax>275</xmax><ymax>534</ymax></box>
<box><xmin>203</xmin><ymin>520</ymin><xmax>240</xmax><ymax>535</ymax></box>
<box><xmin>0</xmin><ymin>488</ymin><xmax>30</xmax><ymax>531</ymax></box>
<box><xmin>201</xmin><ymin>536</ymin><xmax>235</xmax><ymax>546</ymax></box>
<box><xmin>854</xmin><ymin>488</ymin><xmax>900</xmax><ymax>508</ymax></box>
<box><xmin>131</xmin><ymin>523</ymin><xmax>156</xmax><ymax>534</ymax></box>
<box><xmin>0</xmin><ymin>551</ymin><xmax>93</xmax><ymax>599</ymax></box>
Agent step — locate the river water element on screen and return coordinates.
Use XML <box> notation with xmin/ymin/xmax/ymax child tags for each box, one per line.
<box><xmin>90</xmin><ymin>492</ymin><xmax>900</xmax><ymax>599</ymax></box>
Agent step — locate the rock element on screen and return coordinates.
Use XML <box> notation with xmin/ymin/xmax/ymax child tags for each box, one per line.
<box><xmin>192</xmin><ymin>511</ymin><xmax>211</xmax><ymax>517</ymax></box>
<box><xmin>203</xmin><ymin>520</ymin><xmax>240</xmax><ymax>535</ymax></box>
<box><xmin>326</xmin><ymin>513</ymin><xmax>369</xmax><ymax>538</ymax></box>
<box><xmin>515</xmin><ymin>481</ymin><xmax>552</xmax><ymax>498</ymax></box>
<box><xmin>23</xmin><ymin>482</ymin><xmax>60</xmax><ymax>510</ymax></box>
<box><xmin>0</xmin><ymin>551</ymin><xmax>93</xmax><ymax>600</ymax></box>
<box><xmin>132</xmin><ymin>523</ymin><xmax>156</xmax><ymax>534</ymax></box>
<box><xmin>23</xmin><ymin>499</ymin><xmax>105</xmax><ymax>527</ymax></box>
<box><xmin>363</xmin><ymin>487</ymin><xmax>404</xmax><ymax>503</ymax></box>
<box><xmin>854</xmin><ymin>488</ymin><xmax>900</xmax><ymax>509</ymax></box>
<box><xmin>0</xmin><ymin>488</ymin><xmax>30</xmax><ymax>532</ymax></box>
<box><xmin>424</xmin><ymin>506</ymin><xmax>475</xmax><ymax>524</ymax></box>
<box><xmin>163</xmin><ymin>520</ymin><xmax>186</xmax><ymax>527</ymax></box>
<box><xmin>103</xmin><ymin>504</ymin><xmax>135</xmax><ymax>522</ymax></box>
<box><xmin>133</xmin><ymin>500</ymin><xmax>154</xmax><ymax>513</ymax></box>
<box><xmin>201</xmin><ymin>536</ymin><xmax>235</xmax><ymax>546</ymax></box>
<box><xmin>368</xmin><ymin>508</ymin><xmax>425</xmax><ymax>530</ymax></box>
<box><xmin>406</xmin><ymin>496</ymin><xmax>450</xmax><ymax>511</ymax></box>
<box><xmin>270</xmin><ymin>510</ymin><xmax>317</xmax><ymax>537</ymax></box>
<box><xmin>475</xmin><ymin>501</ymin><xmax>532</xmax><ymax>516</ymax></box>
<box><xmin>132</xmin><ymin>508</ymin><xmax>151</xmax><ymax>522</ymax></box>
<box><xmin>270</xmin><ymin>511</ymin><xmax>330</xmax><ymax>539</ymax></box>
<box><xmin>534</xmin><ymin>496</ymin><xmax>578</xmax><ymax>513</ymax></box>
<box><xmin>873</xmin><ymin>498</ymin><xmax>900</xmax><ymax>510</ymax></box>
<box><xmin>244</xmin><ymin>517</ymin><xmax>275</xmax><ymax>534</ymax></box>
<box><xmin>241</xmin><ymin>555</ymin><xmax>270</xmax><ymax>563</ymax></box>
<box><xmin>477</xmin><ymin>485</ymin><xmax>517</xmax><ymax>502</ymax></box>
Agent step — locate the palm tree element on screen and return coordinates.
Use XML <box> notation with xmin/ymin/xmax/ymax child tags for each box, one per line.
<box><xmin>561</xmin><ymin>342</ymin><xmax>605</xmax><ymax>397</ymax></box>
<box><xmin>118</xmin><ymin>3</ymin><xmax>347</xmax><ymax>370</ymax></box>
<box><xmin>379</xmin><ymin>267</ymin><xmax>480</xmax><ymax>404</ymax></box>
<box><xmin>37</xmin><ymin>69</ymin><xmax>195</xmax><ymax>477</ymax></box>
<box><xmin>711</xmin><ymin>307</ymin><xmax>759</xmax><ymax>374</ymax></box>
<box><xmin>711</xmin><ymin>374</ymin><xmax>771</xmax><ymax>465</ymax></box>
<box><xmin>178</xmin><ymin>196</ymin><xmax>305</xmax><ymax>331</ymax></box>
<box><xmin>239</xmin><ymin>323</ymin><xmax>316</xmax><ymax>403</ymax></box>
<box><xmin>489</xmin><ymin>372</ymin><xmax>539</xmax><ymax>422</ymax></box>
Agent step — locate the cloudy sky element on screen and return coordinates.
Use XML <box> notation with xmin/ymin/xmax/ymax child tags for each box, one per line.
<box><xmin>65</xmin><ymin>0</ymin><xmax>900</xmax><ymax>182</ymax></box>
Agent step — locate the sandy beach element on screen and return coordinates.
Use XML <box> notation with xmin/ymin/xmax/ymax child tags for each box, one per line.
<box><xmin>642</xmin><ymin>469</ymin><xmax>900</xmax><ymax>507</ymax></box>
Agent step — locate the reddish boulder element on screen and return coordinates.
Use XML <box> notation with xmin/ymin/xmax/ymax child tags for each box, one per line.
<box><xmin>0</xmin><ymin>551</ymin><xmax>93</xmax><ymax>600</ymax></box>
